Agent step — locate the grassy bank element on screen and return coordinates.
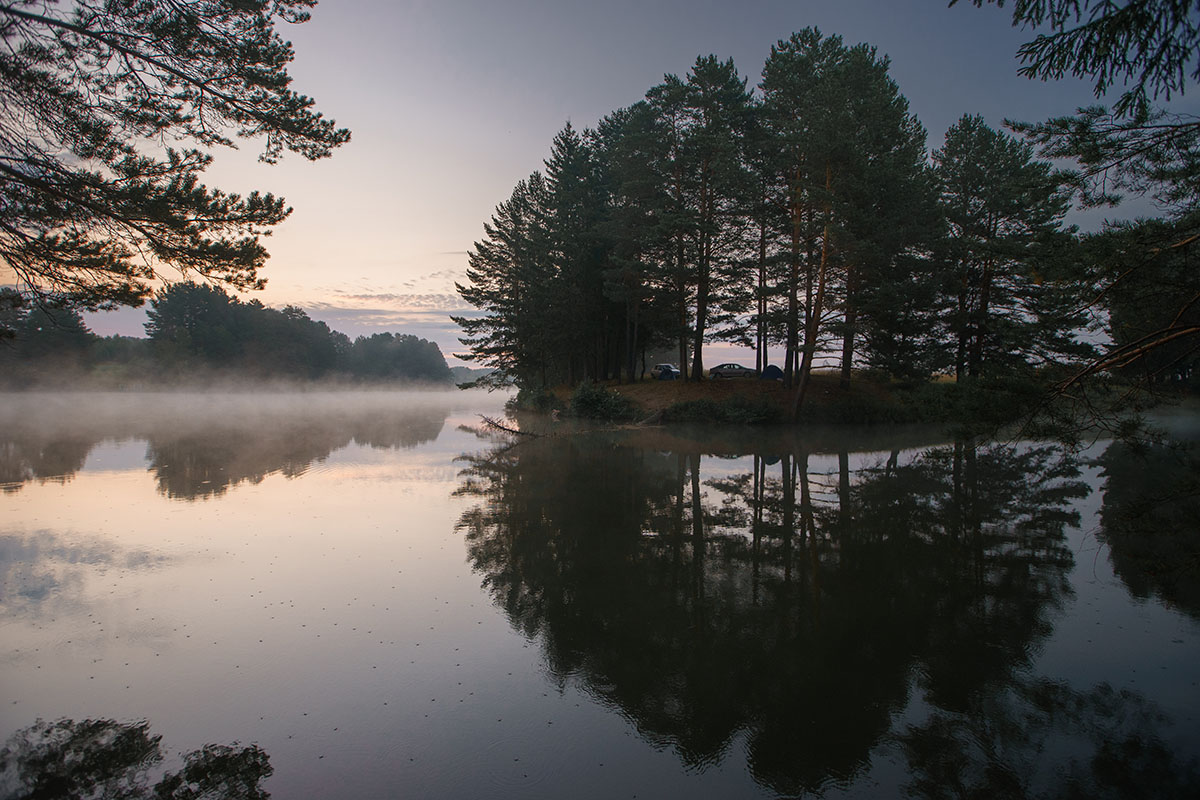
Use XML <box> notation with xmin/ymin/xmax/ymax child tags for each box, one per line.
<box><xmin>528</xmin><ymin>371</ymin><xmax>1051</xmax><ymax>427</ymax></box>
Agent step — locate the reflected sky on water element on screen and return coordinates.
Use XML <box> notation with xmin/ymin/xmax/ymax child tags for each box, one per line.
<box><xmin>1</xmin><ymin>392</ymin><xmax>1198</xmax><ymax>798</ymax></box>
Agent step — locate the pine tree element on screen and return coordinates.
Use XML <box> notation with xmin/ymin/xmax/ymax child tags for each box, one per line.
<box><xmin>934</xmin><ymin>115</ymin><xmax>1092</xmax><ymax>380</ymax></box>
<box><xmin>0</xmin><ymin>1</ymin><xmax>349</xmax><ymax>331</ymax></box>
<box><xmin>594</xmin><ymin>104</ymin><xmax>674</xmax><ymax>381</ymax></box>
<box><xmin>1080</xmin><ymin>214</ymin><xmax>1200</xmax><ymax>386</ymax></box>
<box><xmin>542</xmin><ymin>123</ymin><xmax>612</xmax><ymax>383</ymax></box>
<box><xmin>453</xmin><ymin>174</ymin><xmax>555</xmax><ymax>388</ymax></box>
<box><xmin>952</xmin><ymin>0</ymin><xmax>1200</xmax><ymax>116</ymax></box>
<box><xmin>819</xmin><ymin>47</ymin><xmax>937</xmax><ymax>388</ymax></box>
<box><xmin>956</xmin><ymin>0</ymin><xmax>1200</xmax><ymax>403</ymax></box>
<box><xmin>682</xmin><ymin>56</ymin><xmax>755</xmax><ymax>380</ymax></box>
<box><xmin>644</xmin><ymin>74</ymin><xmax>699</xmax><ymax>377</ymax></box>
<box><xmin>762</xmin><ymin>29</ymin><xmax>937</xmax><ymax>414</ymax></box>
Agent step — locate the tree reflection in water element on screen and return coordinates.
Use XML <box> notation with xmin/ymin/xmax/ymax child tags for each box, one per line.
<box><xmin>0</xmin><ymin>718</ymin><xmax>271</xmax><ymax>800</ymax></box>
<box><xmin>1</xmin><ymin>436</ymin><xmax>93</xmax><ymax>493</ymax></box>
<box><xmin>453</xmin><ymin>430</ymin><xmax>1197</xmax><ymax>795</ymax></box>
<box><xmin>901</xmin><ymin>678</ymin><xmax>1200</xmax><ymax>799</ymax></box>
<box><xmin>0</xmin><ymin>401</ymin><xmax>449</xmax><ymax>500</ymax></box>
<box><xmin>145</xmin><ymin>407</ymin><xmax>447</xmax><ymax>500</ymax></box>
<box><xmin>1096</xmin><ymin>439</ymin><xmax>1200</xmax><ymax>619</ymax></box>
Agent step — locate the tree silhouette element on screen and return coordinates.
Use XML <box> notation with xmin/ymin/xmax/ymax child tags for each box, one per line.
<box><xmin>1096</xmin><ymin>437</ymin><xmax>1200</xmax><ymax>618</ymax></box>
<box><xmin>454</xmin><ymin>429</ymin><xmax>1090</xmax><ymax>794</ymax></box>
<box><xmin>0</xmin><ymin>0</ymin><xmax>349</xmax><ymax>324</ymax></box>
<box><xmin>0</xmin><ymin>718</ymin><xmax>272</xmax><ymax>800</ymax></box>
<box><xmin>0</xmin><ymin>401</ymin><xmax>449</xmax><ymax>498</ymax></box>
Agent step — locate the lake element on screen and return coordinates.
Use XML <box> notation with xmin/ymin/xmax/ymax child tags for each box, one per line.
<box><xmin>2</xmin><ymin>391</ymin><xmax>1198</xmax><ymax>798</ymax></box>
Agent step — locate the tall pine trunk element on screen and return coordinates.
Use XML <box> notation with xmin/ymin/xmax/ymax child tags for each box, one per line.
<box><xmin>625</xmin><ymin>296</ymin><xmax>639</xmax><ymax>383</ymax></box>
<box><xmin>956</xmin><ymin>271</ymin><xmax>969</xmax><ymax>382</ymax></box>
<box><xmin>839</xmin><ymin>263</ymin><xmax>858</xmax><ymax>388</ymax></box>
<box><xmin>691</xmin><ymin>166</ymin><xmax>712</xmax><ymax>381</ymax></box>
<box><xmin>792</xmin><ymin>164</ymin><xmax>833</xmax><ymax>421</ymax></box>
<box><xmin>840</xmin><ymin>301</ymin><xmax>857</xmax><ymax>388</ymax></box>
<box><xmin>756</xmin><ymin>208</ymin><xmax>767</xmax><ymax>373</ymax></box>
<box><xmin>784</xmin><ymin>166</ymin><xmax>803</xmax><ymax>387</ymax></box>
<box><xmin>968</xmin><ymin>258</ymin><xmax>993</xmax><ymax>378</ymax></box>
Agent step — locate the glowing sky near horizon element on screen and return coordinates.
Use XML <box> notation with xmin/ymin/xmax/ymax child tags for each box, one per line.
<box><xmin>80</xmin><ymin>0</ymin><xmax>1186</xmax><ymax>365</ymax></box>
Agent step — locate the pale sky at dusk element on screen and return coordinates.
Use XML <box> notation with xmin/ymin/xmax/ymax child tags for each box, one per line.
<box><xmin>82</xmin><ymin>0</ymin><xmax>1185</xmax><ymax>364</ymax></box>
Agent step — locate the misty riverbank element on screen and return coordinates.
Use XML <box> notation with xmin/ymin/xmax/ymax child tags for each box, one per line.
<box><xmin>3</xmin><ymin>389</ymin><xmax>1198</xmax><ymax>798</ymax></box>
<box><xmin>531</xmin><ymin>372</ymin><xmax>1141</xmax><ymax>429</ymax></box>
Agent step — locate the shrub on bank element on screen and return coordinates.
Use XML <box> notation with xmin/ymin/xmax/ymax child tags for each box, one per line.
<box><xmin>664</xmin><ymin>395</ymin><xmax>781</xmax><ymax>424</ymax></box>
<box><xmin>508</xmin><ymin>385</ymin><xmax>560</xmax><ymax>413</ymax></box>
<box><xmin>569</xmin><ymin>382</ymin><xmax>637</xmax><ymax>421</ymax></box>
<box><xmin>665</xmin><ymin>378</ymin><xmax>1045</xmax><ymax>427</ymax></box>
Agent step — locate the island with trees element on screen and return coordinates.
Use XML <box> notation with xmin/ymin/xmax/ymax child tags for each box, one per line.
<box><xmin>0</xmin><ymin>1</ymin><xmax>1196</xmax><ymax>424</ymax></box>
<box><xmin>453</xmin><ymin>6</ymin><xmax>1200</xmax><ymax>428</ymax></box>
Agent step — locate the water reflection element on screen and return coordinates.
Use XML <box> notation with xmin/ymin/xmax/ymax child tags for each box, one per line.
<box><xmin>1097</xmin><ymin>439</ymin><xmax>1200</xmax><ymax>619</ymax></box>
<box><xmin>0</xmin><ymin>436</ymin><xmax>93</xmax><ymax>491</ymax></box>
<box><xmin>455</xmin><ymin>431</ymin><xmax>1095</xmax><ymax>794</ymax></box>
<box><xmin>144</xmin><ymin>407</ymin><xmax>447</xmax><ymax>500</ymax></box>
<box><xmin>0</xmin><ymin>393</ymin><xmax>453</xmax><ymax>499</ymax></box>
<box><xmin>902</xmin><ymin>679</ymin><xmax>1200</xmax><ymax>798</ymax></box>
<box><xmin>0</xmin><ymin>531</ymin><xmax>166</xmax><ymax>619</ymax></box>
<box><xmin>0</xmin><ymin>718</ymin><xmax>271</xmax><ymax>799</ymax></box>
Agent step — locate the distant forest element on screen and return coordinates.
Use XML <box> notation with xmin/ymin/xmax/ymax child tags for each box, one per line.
<box><xmin>0</xmin><ymin>283</ymin><xmax>453</xmax><ymax>386</ymax></box>
<box><xmin>455</xmin><ymin>26</ymin><xmax>1200</xmax><ymax>413</ymax></box>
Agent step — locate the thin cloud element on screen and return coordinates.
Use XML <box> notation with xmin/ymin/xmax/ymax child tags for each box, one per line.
<box><xmin>302</xmin><ymin>304</ymin><xmax>480</xmax><ymax>361</ymax></box>
<box><xmin>308</xmin><ymin>292</ymin><xmax>465</xmax><ymax>310</ymax></box>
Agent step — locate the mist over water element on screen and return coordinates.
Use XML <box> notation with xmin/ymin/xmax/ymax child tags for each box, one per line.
<box><xmin>0</xmin><ymin>389</ymin><xmax>505</xmax><ymax>497</ymax></box>
<box><xmin>1</xmin><ymin>390</ymin><xmax>1197</xmax><ymax>798</ymax></box>
<box><xmin>1</xmin><ymin>387</ymin><xmax>502</xmax><ymax>437</ymax></box>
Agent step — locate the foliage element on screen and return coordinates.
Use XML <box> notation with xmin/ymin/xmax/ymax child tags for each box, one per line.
<box><xmin>568</xmin><ymin>382</ymin><xmax>637</xmax><ymax>421</ymax></box>
<box><xmin>456</xmin><ymin>30</ymin><xmax>947</xmax><ymax>406</ymax></box>
<box><xmin>453</xmin><ymin>171</ymin><xmax>559</xmax><ymax>388</ymax></box>
<box><xmin>0</xmin><ymin>717</ymin><xmax>272</xmax><ymax>800</ymax></box>
<box><xmin>7</xmin><ymin>303</ymin><xmax>96</xmax><ymax>359</ymax></box>
<box><xmin>952</xmin><ymin>0</ymin><xmax>1200</xmax><ymax>115</ymax></box>
<box><xmin>934</xmin><ymin>115</ymin><xmax>1095</xmax><ymax>380</ymax></box>
<box><xmin>1</xmin><ymin>287</ymin><xmax>26</xmax><ymax>342</ymax></box>
<box><xmin>858</xmin><ymin>251</ymin><xmax>946</xmax><ymax>381</ymax></box>
<box><xmin>958</xmin><ymin>0</ymin><xmax>1200</xmax><ymax>429</ymax></box>
<box><xmin>146</xmin><ymin>281</ymin><xmax>340</xmax><ymax>376</ymax></box>
<box><xmin>760</xmin><ymin>28</ymin><xmax>938</xmax><ymax>400</ymax></box>
<box><xmin>456</xmin><ymin>17</ymin><xmax>1198</xmax><ymax>427</ymax></box>
<box><xmin>663</xmin><ymin>394</ymin><xmax>780</xmax><ymax>424</ymax></box>
<box><xmin>0</xmin><ymin>0</ymin><xmax>349</xmax><ymax>328</ymax></box>
<box><xmin>340</xmin><ymin>332</ymin><xmax>453</xmax><ymax>383</ymax></box>
<box><xmin>508</xmin><ymin>385</ymin><xmax>559</xmax><ymax>413</ymax></box>
<box><xmin>1081</xmin><ymin>215</ymin><xmax>1200</xmax><ymax>386</ymax></box>
<box><xmin>1014</xmin><ymin>105</ymin><xmax>1200</xmax><ymax>212</ymax></box>
<box><xmin>0</xmin><ymin>281</ymin><xmax>452</xmax><ymax>385</ymax></box>
<box><xmin>667</xmin><ymin>56</ymin><xmax>756</xmax><ymax>380</ymax></box>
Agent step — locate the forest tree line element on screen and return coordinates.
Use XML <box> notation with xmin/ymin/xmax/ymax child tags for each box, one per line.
<box><xmin>0</xmin><ymin>283</ymin><xmax>453</xmax><ymax>385</ymax></box>
<box><xmin>454</xmin><ymin>27</ymin><xmax>1199</xmax><ymax>414</ymax></box>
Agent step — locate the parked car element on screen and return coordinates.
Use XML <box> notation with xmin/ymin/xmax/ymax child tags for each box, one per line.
<box><xmin>650</xmin><ymin>363</ymin><xmax>680</xmax><ymax>380</ymax></box>
<box><xmin>709</xmin><ymin>363</ymin><xmax>758</xmax><ymax>379</ymax></box>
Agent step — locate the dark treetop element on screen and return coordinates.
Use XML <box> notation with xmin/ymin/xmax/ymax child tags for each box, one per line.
<box><xmin>0</xmin><ymin>0</ymin><xmax>349</xmax><ymax>327</ymax></box>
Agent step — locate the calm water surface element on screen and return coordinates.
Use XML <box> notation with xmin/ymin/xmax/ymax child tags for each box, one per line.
<box><xmin>2</xmin><ymin>391</ymin><xmax>1198</xmax><ymax>798</ymax></box>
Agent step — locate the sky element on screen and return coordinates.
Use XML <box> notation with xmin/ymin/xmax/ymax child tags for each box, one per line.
<box><xmin>81</xmin><ymin>0</ymin><xmax>1179</xmax><ymax>365</ymax></box>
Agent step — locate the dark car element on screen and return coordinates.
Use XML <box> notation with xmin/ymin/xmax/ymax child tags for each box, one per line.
<box><xmin>650</xmin><ymin>363</ymin><xmax>680</xmax><ymax>380</ymax></box>
<box><xmin>709</xmin><ymin>363</ymin><xmax>758</xmax><ymax>379</ymax></box>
